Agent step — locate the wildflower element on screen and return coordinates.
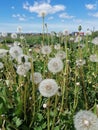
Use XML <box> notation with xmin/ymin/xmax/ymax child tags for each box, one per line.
<box><xmin>55</xmin><ymin>51</ymin><xmax>66</xmax><ymax>60</ymax></box>
<box><xmin>63</xmin><ymin>30</ymin><xmax>69</xmax><ymax>36</ymax></box>
<box><xmin>48</xmin><ymin>57</ymin><xmax>63</xmax><ymax>73</ymax></box>
<box><xmin>9</xmin><ymin>45</ymin><xmax>23</xmax><ymax>59</ymax></box>
<box><xmin>57</xmin><ymin>32</ymin><xmax>63</xmax><ymax>37</ymax></box>
<box><xmin>39</xmin><ymin>79</ymin><xmax>58</xmax><ymax>97</ymax></box>
<box><xmin>5</xmin><ymin>80</ymin><xmax>10</xmax><ymax>86</ymax></box>
<box><xmin>41</xmin><ymin>45</ymin><xmax>52</xmax><ymax>55</ymax></box>
<box><xmin>76</xmin><ymin>44</ymin><xmax>85</xmax><ymax>49</ymax></box>
<box><xmin>76</xmin><ymin>82</ymin><xmax>80</xmax><ymax>86</ymax></box>
<box><xmin>74</xmin><ymin>110</ymin><xmax>98</xmax><ymax>130</ymax></box>
<box><xmin>54</xmin><ymin>44</ymin><xmax>61</xmax><ymax>50</ymax></box>
<box><xmin>11</xmin><ymin>33</ymin><xmax>17</xmax><ymax>39</ymax></box>
<box><xmin>92</xmin><ymin>37</ymin><xmax>98</xmax><ymax>45</ymax></box>
<box><xmin>74</xmin><ymin>36</ymin><xmax>82</xmax><ymax>43</ymax></box>
<box><xmin>50</xmin><ymin>31</ymin><xmax>56</xmax><ymax>36</ymax></box>
<box><xmin>0</xmin><ymin>49</ymin><xmax>8</xmax><ymax>58</ymax></box>
<box><xmin>20</xmin><ymin>35</ymin><xmax>24</xmax><ymax>40</ymax></box>
<box><xmin>85</xmin><ymin>30</ymin><xmax>92</xmax><ymax>35</ymax></box>
<box><xmin>69</xmin><ymin>37</ymin><xmax>74</xmax><ymax>42</ymax></box>
<box><xmin>13</xmin><ymin>41</ymin><xmax>21</xmax><ymax>46</ymax></box>
<box><xmin>30</xmin><ymin>72</ymin><xmax>42</xmax><ymax>84</ymax></box>
<box><xmin>0</xmin><ymin>62</ymin><xmax>4</xmax><ymax>69</ymax></box>
<box><xmin>43</xmin><ymin>103</ymin><xmax>47</xmax><ymax>108</ymax></box>
<box><xmin>39</xmin><ymin>11</ymin><xmax>47</xmax><ymax>17</ymax></box>
<box><xmin>57</xmin><ymin>87</ymin><xmax>62</xmax><ymax>96</ymax></box>
<box><xmin>76</xmin><ymin>59</ymin><xmax>86</xmax><ymax>66</ymax></box>
<box><xmin>17</xmin><ymin>26</ymin><xmax>22</xmax><ymax>33</ymax></box>
<box><xmin>1</xmin><ymin>32</ymin><xmax>7</xmax><ymax>37</ymax></box>
<box><xmin>17</xmin><ymin>54</ymin><xmax>29</xmax><ymax>64</ymax></box>
<box><xmin>90</xmin><ymin>54</ymin><xmax>98</xmax><ymax>62</ymax></box>
<box><xmin>16</xmin><ymin>62</ymin><xmax>30</xmax><ymax>76</ymax></box>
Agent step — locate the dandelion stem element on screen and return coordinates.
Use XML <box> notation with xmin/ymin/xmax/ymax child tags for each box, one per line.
<box><xmin>30</xmin><ymin>57</ymin><xmax>36</xmax><ymax>118</ymax></box>
<box><xmin>47</xmin><ymin>98</ymin><xmax>50</xmax><ymax>130</ymax></box>
<box><xmin>23</xmin><ymin>80</ymin><xmax>28</xmax><ymax>121</ymax></box>
<box><xmin>51</xmin><ymin>94</ymin><xmax>58</xmax><ymax>130</ymax></box>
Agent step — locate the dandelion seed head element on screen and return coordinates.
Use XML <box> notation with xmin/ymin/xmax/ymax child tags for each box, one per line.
<box><xmin>90</xmin><ymin>54</ymin><xmax>98</xmax><ymax>62</ymax></box>
<box><xmin>30</xmin><ymin>72</ymin><xmax>42</xmax><ymax>84</ymax></box>
<box><xmin>54</xmin><ymin>44</ymin><xmax>61</xmax><ymax>50</ymax></box>
<box><xmin>55</xmin><ymin>51</ymin><xmax>66</xmax><ymax>60</ymax></box>
<box><xmin>39</xmin><ymin>79</ymin><xmax>58</xmax><ymax>97</ymax></box>
<box><xmin>9</xmin><ymin>46</ymin><xmax>23</xmax><ymax>59</ymax></box>
<box><xmin>74</xmin><ymin>36</ymin><xmax>82</xmax><ymax>43</ymax></box>
<box><xmin>74</xmin><ymin>110</ymin><xmax>98</xmax><ymax>130</ymax></box>
<box><xmin>17</xmin><ymin>26</ymin><xmax>22</xmax><ymax>33</ymax></box>
<box><xmin>48</xmin><ymin>57</ymin><xmax>63</xmax><ymax>73</ymax></box>
<box><xmin>0</xmin><ymin>49</ymin><xmax>8</xmax><ymax>58</ymax></box>
<box><xmin>16</xmin><ymin>62</ymin><xmax>30</xmax><ymax>76</ymax></box>
<box><xmin>1</xmin><ymin>32</ymin><xmax>7</xmax><ymax>37</ymax></box>
<box><xmin>92</xmin><ymin>37</ymin><xmax>98</xmax><ymax>45</ymax></box>
<box><xmin>76</xmin><ymin>59</ymin><xmax>86</xmax><ymax>66</ymax></box>
<box><xmin>41</xmin><ymin>45</ymin><xmax>52</xmax><ymax>55</ymax></box>
<box><xmin>43</xmin><ymin>103</ymin><xmax>47</xmax><ymax>108</ymax></box>
<box><xmin>11</xmin><ymin>33</ymin><xmax>17</xmax><ymax>39</ymax></box>
<box><xmin>0</xmin><ymin>62</ymin><xmax>4</xmax><ymax>69</ymax></box>
<box><xmin>17</xmin><ymin>54</ymin><xmax>29</xmax><ymax>64</ymax></box>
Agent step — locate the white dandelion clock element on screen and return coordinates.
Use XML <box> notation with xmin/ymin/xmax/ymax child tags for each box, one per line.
<box><xmin>92</xmin><ymin>37</ymin><xmax>98</xmax><ymax>45</ymax></box>
<box><xmin>9</xmin><ymin>46</ymin><xmax>23</xmax><ymax>59</ymax></box>
<box><xmin>69</xmin><ymin>37</ymin><xmax>74</xmax><ymax>42</ymax></box>
<box><xmin>48</xmin><ymin>57</ymin><xmax>63</xmax><ymax>74</ymax></box>
<box><xmin>74</xmin><ymin>110</ymin><xmax>98</xmax><ymax>130</ymax></box>
<box><xmin>76</xmin><ymin>59</ymin><xmax>86</xmax><ymax>66</ymax></box>
<box><xmin>16</xmin><ymin>62</ymin><xmax>31</xmax><ymax>76</ymax></box>
<box><xmin>86</xmin><ymin>30</ymin><xmax>92</xmax><ymax>35</ymax></box>
<box><xmin>90</xmin><ymin>54</ymin><xmax>98</xmax><ymax>62</ymax></box>
<box><xmin>39</xmin><ymin>79</ymin><xmax>58</xmax><ymax>97</ymax></box>
<box><xmin>41</xmin><ymin>45</ymin><xmax>52</xmax><ymax>55</ymax></box>
<box><xmin>11</xmin><ymin>33</ymin><xmax>17</xmax><ymax>39</ymax></box>
<box><xmin>1</xmin><ymin>32</ymin><xmax>7</xmax><ymax>37</ymax></box>
<box><xmin>38</xmin><ymin>11</ymin><xmax>47</xmax><ymax>17</ymax></box>
<box><xmin>55</xmin><ymin>51</ymin><xmax>66</xmax><ymax>60</ymax></box>
<box><xmin>0</xmin><ymin>49</ymin><xmax>8</xmax><ymax>58</ymax></box>
<box><xmin>17</xmin><ymin>54</ymin><xmax>29</xmax><ymax>64</ymax></box>
<box><xmin>20</xmin><ymin>35</ymin><xmax>24</xmax><ymax>40</ymax></box>
<box><xmin>0</xmin><ymin>62</ymin><xmax>4</xmax><ymax>69</ymax></box>
<box><xmin>17</xmin><ymin>26</ymin><xmax>22</xmax><ymax>33</ymax></box>
<box><xmin>30</xmin><ymin>72</ymin><xmax>42</xmax><ymax>84</ymax></box>
<box><xmin>13</xmin><ymin>41</ymin><xmax>21</xmax><ymax>46</ymax></box>
<box><xmin>54</xmin><ymin>44</ymin><xmax>61</xmax><ymax>50</ymax></box>
<box><xmin>74</xmin><ymin>36</ymin><xmax>82</xmax><ymax>43</ymax></box>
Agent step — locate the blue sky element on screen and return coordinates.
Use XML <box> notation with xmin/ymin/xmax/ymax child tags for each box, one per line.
<box><xmin>0</xmin><ymin>0</ymin><xmax>98</xmax><ymax>33</ymax></box>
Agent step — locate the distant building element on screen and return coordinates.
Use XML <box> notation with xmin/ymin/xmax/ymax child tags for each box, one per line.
<box><xmin>71</xmin><ymin>32</ymin><xmax>84</xmax><ymax>36</ymax></box>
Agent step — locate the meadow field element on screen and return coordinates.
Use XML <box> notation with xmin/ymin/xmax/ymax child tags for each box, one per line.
<box><xmin>0</xmin><ymin>27</ymin><xmax>98</xmax><ymax>130</ymax></box>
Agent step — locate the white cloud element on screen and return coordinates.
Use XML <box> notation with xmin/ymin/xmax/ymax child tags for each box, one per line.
<box><xmin>73</xmin><ymin>19</ymin><xmax>83</xmax><ymax>23</ymax></box>
<box><xmin>89</xmin><ymin>12</ymin><xmax>98</xmax><ymax>17</ymax></box>
<box><xmin>47</xmin><ymin>0</ymin><xmax>51</xmax><ymax>4</ymax></box>
<box><xmin>11</xmin><ymin>6</ymin><xmax>15</xmax><ymax>9</ymax></box>
<box><xmin>59</xmin><ymin>13</ymin><xmax>74</xmax><ymax>19</ymax></box>
<box><xmin>19</xmin><ymin>17</ymin><xmax>25</xmax><ymax>21</ymax></box>
<box><xmin>23</xmin><ymin>1</ymin><xmax>65</xmax><ymax>16</ymax></box>
<box><xmin>85</xmin><ymin>4</ymin><xmax>96</xmax><ymax>10</ymax></box>
<box><xmin>48</xmin><ymin>16</ymin><xmax>54</xmax><ymax>20</ymax></box>
<box><xmin>12</xmin><ymin>14</ymin><xmax>26</xmax><ymax>21</ymax></box>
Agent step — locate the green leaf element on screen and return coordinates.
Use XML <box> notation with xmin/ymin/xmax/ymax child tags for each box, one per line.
<box><xmin>13</xmin><ymin>117</ymin><xmax>23</xmax><ymax>127</ymax></box>
<box><xmin>42</xmin><ymin>122</ymin><xmax>46</xmax><ymax>129</ymax></box>
<box><xmin>37</xmin><ymin>113</ymin><xmax>43</xmax><ymax>121</ymax></box>
<box><xmin>34</xmin><ymin>126</ymin><xmax>42</xmax><ymax>130</ymax></box>
<box><xmin>54</xmin><ymin>126</ymin><xmax>60</xmax><ymax>130</ymax></box>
